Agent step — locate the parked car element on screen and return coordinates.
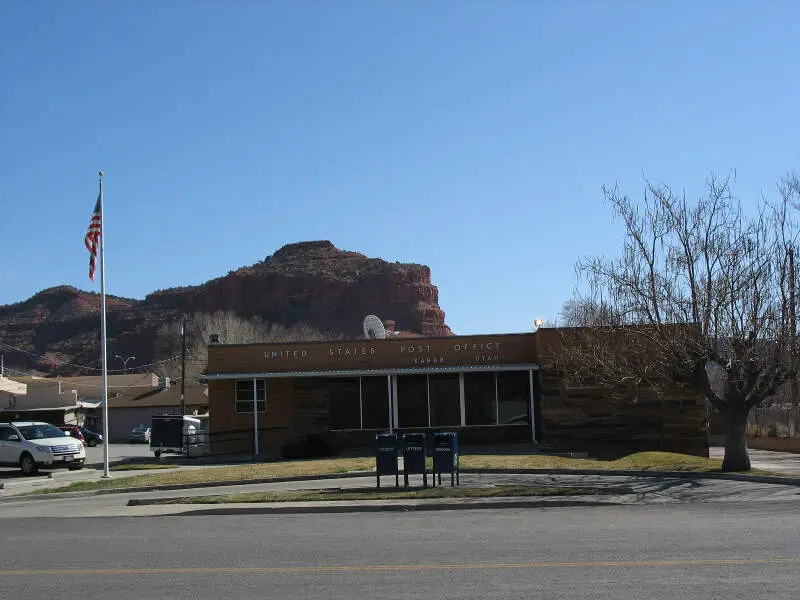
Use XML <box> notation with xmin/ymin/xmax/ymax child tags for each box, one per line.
<box><xmin>0</xmin><ymin>421</ymin><xmax>86</xmax><ymax>476</ymax></box>
<box><xmin>77</xmin><ymin>426</ymin><xmax>103</xmax><ymax>447</ymax></box>
<box><xmin>58</xmin><ymin>425</ymin><xmax>87</xmax><ymax>447</ymax></box>
<box><xmin>128</xmin><ymin>425</ymin><xmax>151</xmax><ymax>443</ymax></box>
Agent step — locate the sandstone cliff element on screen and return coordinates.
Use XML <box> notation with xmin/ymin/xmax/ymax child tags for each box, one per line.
<box><xmin>0</xmin><ymin>241</ymin><xmax>452</xmax><ymax>375</ymax></box>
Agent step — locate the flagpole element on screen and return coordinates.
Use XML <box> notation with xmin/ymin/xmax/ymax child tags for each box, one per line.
<box><xmin>98</xmin><ymin>171</ymin><xmax>111</xmax><ymax>479</ymax></box>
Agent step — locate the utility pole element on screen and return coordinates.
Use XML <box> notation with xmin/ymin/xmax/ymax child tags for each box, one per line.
<box><xmin>180</xmin><ymin>319</ymin><xmax>187</xmax><ymax>417</ymax></box>
<box><xmin>790</xmin><ymin>246</ymin><xmax>797</xmax><ymax>405</ymax></box>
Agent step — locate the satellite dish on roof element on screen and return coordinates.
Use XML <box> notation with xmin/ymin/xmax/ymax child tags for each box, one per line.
<box><xmin>363</xmin><ymin>315</ymin><xmax>387</xmax><ymax>340</ymax></box>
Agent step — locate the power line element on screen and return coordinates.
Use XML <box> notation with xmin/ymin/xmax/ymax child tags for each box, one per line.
<box><xmin>0</xmin><ymin>343</ymin><xmax>182</xmax><ymax>374</ymax></box>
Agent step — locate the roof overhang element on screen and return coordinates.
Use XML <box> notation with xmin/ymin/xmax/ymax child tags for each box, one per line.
<box><xmin>201</xmin><ymin>363</ymin><xmax>540</xmax><ymax>381</ymax></box>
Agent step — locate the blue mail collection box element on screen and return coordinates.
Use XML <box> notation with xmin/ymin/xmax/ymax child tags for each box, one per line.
<box><xmin>432</xmin><ymin>432</ymin><xmax>460</xmax><ymax>487</ymax></box>
<box><xmin>402</xmin><ymin>432</ymin><xmax>428</xmax><ymax>488</ymax></box>
<box><xmin>375</xmin><ymin>433</ymin><xmax>399</xmax><ymax>487</ymax></box>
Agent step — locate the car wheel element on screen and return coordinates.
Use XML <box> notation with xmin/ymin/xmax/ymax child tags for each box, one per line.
<box><xmin>20</xmin><ymin>453</ymin><xmax>39</xmax><ymax>476</ymax></box>
<box><xmin>89</xmin><ymin>439</ymin><xmax>97</xmax><ymax>447</ymax></box>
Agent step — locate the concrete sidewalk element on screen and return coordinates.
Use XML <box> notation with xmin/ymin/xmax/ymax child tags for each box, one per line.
<box><xmin>0</xmin><ymin>471</ymin><xmax>798</xmax><ymax>518</ymax></box>
<box><xmin>709</xmin><ymin>447</ymin><xmax>800</xmax><ymax>475</ymax></box>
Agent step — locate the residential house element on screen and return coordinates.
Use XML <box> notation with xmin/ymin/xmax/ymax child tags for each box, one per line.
<box><xmin>0</xmin><ymin>374</ymin><xmax>98</xmax><ymax>425</ymax></box>
<box><xmin>106</xmin><ymin>380</ymin><xmax>208</xmax><ymax>441</ymax></box>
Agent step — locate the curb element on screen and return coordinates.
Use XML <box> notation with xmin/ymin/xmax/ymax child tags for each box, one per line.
<box><xmin>3</xmin><ymin>467</ymin><xmax>798</xmax><ymax>504</ymax></box>
<box><xmin>127</xmin><ymin>497</ymin><xmax>625</xmax><ymax>515</ymax></box>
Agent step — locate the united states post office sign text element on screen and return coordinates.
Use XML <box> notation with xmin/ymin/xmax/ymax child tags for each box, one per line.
<box><xmin>260</xmin><ymin>339</ymin><xmax>507</xmax><ymax>366</ymax></box>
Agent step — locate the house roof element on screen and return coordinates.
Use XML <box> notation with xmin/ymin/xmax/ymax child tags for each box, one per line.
<box><xmin>0</xmin><ymin>405</ymin><xmax>77</xmax><ymax>413</ymax></box>
<box><xmin>0</xmin><ymin>376</ymin><xmax>27</xmax><ymax>395</ymax></box>
<box><xmin>8</xmin><ymin>373</ymin><xmax>159</xmax><ymax>390</ymax></box>
<box><xmin>107</xmin><ymin>384</ymin><xmax>208</xmax><ymax>409</ymax></box>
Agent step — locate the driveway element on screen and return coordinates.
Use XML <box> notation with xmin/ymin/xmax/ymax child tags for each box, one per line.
<box><xmin>83</xmin><ymin>442</ymin><xmax>153</xmax><ymax>466</ymax></box>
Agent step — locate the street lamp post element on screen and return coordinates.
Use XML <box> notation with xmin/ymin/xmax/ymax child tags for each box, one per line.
<box><xmin>115</xmin><ymin>354</ymin><xmax>136</xmax><ymax>374</ymax></box>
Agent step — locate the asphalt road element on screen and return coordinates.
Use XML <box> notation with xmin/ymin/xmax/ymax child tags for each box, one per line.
<box><xmin>1</xmin><ymin>503</ymin><xmax>798</xmax><ymax>599</ymax></box>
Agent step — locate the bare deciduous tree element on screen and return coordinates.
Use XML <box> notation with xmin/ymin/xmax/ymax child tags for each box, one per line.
<box><xmin>555</xmin><ymin>173</ymin><xmax>800</xmax><ymax>471</ymax></box>
<box><xmin>559</xmin><ymin>298</ymin><xmax>623</xmax><ymax>327</ymax></box>
<box><xmin>153</xmin><ymin>311</ymin><xmax>342</xmax><ymax>383</ymax></box>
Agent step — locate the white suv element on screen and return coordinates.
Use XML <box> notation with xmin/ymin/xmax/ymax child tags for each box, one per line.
<box><xmin>0</xmin><ymin>421</ymin><xmax>86</xmax><ymax>476</ymax></box>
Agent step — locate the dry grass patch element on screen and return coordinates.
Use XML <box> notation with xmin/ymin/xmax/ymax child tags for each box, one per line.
<box><xmin>30</xmin><ymin>457</ymin><xmax>373</xmax><ymax>494</ymax></box>
<box><xmin>459</xmin><ymin>451</ymin><xmax>723</xmax><ymax>472</ymax></box>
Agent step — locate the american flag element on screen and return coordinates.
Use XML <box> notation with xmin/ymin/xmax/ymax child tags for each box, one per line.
<box><xmin>84</xmin><ymin>193</ymin><xmax>102</xmax><ymax>281</ymax></box>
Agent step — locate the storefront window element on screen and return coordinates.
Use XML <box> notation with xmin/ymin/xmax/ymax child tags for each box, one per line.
<box><xmin>464</xmin><ymin>372</ymin><xmax>496</xmax><ymax>425</ymax></box>
<box><xmin>497</xmin><ymin>371</ymin><xmax>530</xmax><ymax>424</ymax></box>
<box><xmin>235</xmin><ymin>379</ymin><xmax>266</xmax><ymax>413</ymax></box>
<box><xmin>361</xmin><ymin>376</ymin><xmax>390</xmax><ymax>429</ymax></box>
<box><xmin>328</xmin><ymin>378</ymin><xmax>360</xmax><ymax>430</ymax></box>
<box><xmin>396</xmin><ymin>374</ymin><xmax>428</xmax><ymax>428</ymax></box>
<box><xmin>429</xmin><ymin>374</ymin><xmax>460</xmax><ymax>426</ymax></box>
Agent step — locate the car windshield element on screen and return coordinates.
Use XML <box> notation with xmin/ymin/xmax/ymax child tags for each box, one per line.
<box><xmin>17</xmin><ymin>424</ymin><xmax>68</xmax><ymax>440</ymax></box>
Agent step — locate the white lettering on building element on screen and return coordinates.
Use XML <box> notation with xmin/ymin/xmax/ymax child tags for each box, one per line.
<box><xmin>400</xmin><ymin>344</ymin><xmax>433</xmax><ymax>354</ymax></box>
<box><xmin>453</xmin><ymin>341</ymin><xmax>501</xmax><ymax>352</ymax></box>
<box><xmin>328</xmin><ymin>346</ymin><xmax>376</xmax><ymax>357</ymax></box>
<box><xmin>264</xmin><ymin>350</ymin><xmax>308</xmax><ymax>359</ymax></box>
<box><xmin>411</xmin><ymin>356</ymin><xmax>445</xmax><ymax>365</ymax></box>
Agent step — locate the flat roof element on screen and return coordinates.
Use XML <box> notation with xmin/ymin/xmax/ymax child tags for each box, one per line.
<box><xmin>202</xmin><ymin>363</ymin><xmax>539</xmax><ymax>380</ymax></box>
<box><xmin>208</xmin><ymin>331</ymin><xmax>538</xmax><ymax>349</ymax></box>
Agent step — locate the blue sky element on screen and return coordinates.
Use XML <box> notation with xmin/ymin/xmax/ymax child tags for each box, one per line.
<box><xmin>2</xmin><ymin>1</ymin><xmax>799</xmax><ymax>335</ymax></box>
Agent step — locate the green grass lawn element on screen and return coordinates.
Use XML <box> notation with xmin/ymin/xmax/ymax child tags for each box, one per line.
<box><xmin>31</xmin><ymin>451</ymin><xmax>774</xmax><ymax>495</ymax></box>
<box><xmin>133</xmin><ymin>484</ymin><xmax>607</xmax><ymax>505</ymax></box>
<box><xmin>460</xmin><ymin>451</ymin><xmax>723</xmax><ymax>472</ymax></box>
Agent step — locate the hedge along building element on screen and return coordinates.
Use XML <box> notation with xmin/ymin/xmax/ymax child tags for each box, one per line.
<box><xmin>203</xmin><ymin>329</ymin><xmax>709</xmax><ymax>457</ymax></box>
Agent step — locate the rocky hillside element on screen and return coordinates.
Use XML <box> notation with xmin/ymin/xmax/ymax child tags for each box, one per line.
<box><xmin>0</xmin><ymin>241</ymin><xmax>452</xmax><ymax>375</ymax></box>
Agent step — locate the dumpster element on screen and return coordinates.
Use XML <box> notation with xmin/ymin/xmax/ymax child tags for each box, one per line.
<box><xmin>432</xmin><ymin>431</ymin><xmax>460</xmax><ymax>487</ymax></box>
<box><xmin>375</xmin><ymin>433</ymin><xmax>400</xmax><ymax>487</ymax></box>
<box><xmin>402</xmin><ymin>432</ymin><xmax>428</xmax><ymax>488</ymax></box>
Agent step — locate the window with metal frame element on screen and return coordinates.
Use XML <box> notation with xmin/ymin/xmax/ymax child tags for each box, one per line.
<box><xmin>328</xmin><ymin>378</ymin><xmax>361</xmax><ymax>430</ymax></box>
<box><xmin>429</xmin><ymin>373</ymin><xmax>460</xmax><ymax>427</ymax></box>
<box><xmin>361</xmin><ymin>376</ymin><xmax>390</xmax><ymax>429</ymax></box>
<box><xmin>234</xmin><ymin>379</ymin><xmax>266</xmax><ymax>414</ymax></box>
<box><xmin>497</xmin><ymin>370</ymin><xmax>530</xmax><ymax>424</ymax></box>
<box><xmin>396</xmin><ymin>374</ymin><xmax>428</xmax><ymax>428</ymax></box>
<box><xmin>464</xmin><ymin>372</ymin><xmax>497</xmax><ymax>425</ymax></box>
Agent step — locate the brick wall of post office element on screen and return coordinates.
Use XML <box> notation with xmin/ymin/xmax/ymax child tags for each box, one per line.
<box><xmin>208</xmin><ymin>379</ymin><xmax>295</xmax><ymax>455</ymax></box>
<box><xmin>538</xmin><ymin>372</ymin><xmax>709</xmax><ymax>457</ymax></box>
